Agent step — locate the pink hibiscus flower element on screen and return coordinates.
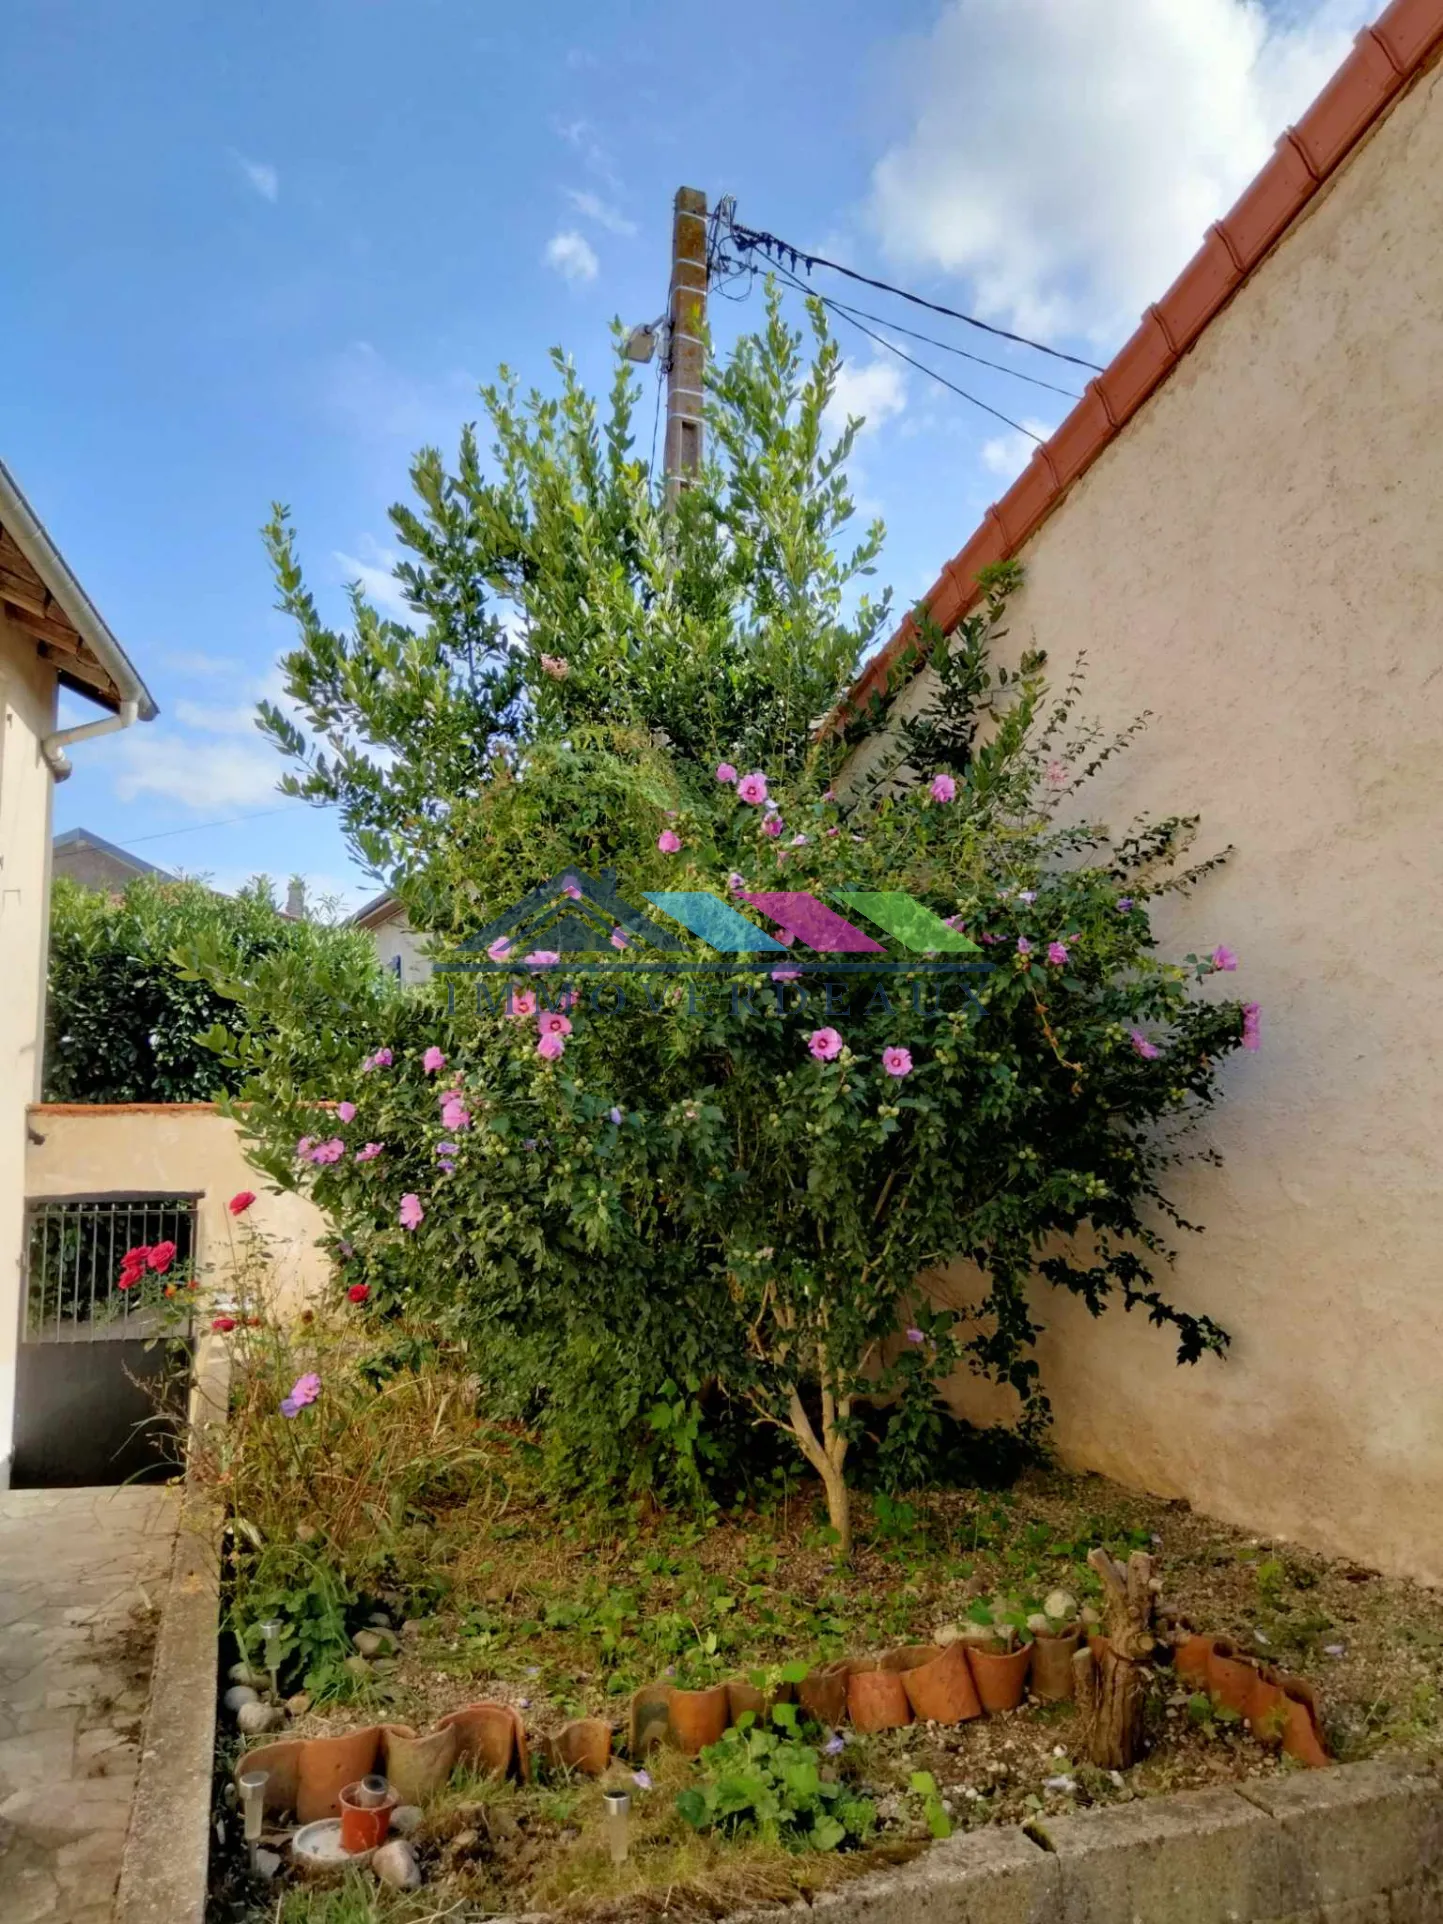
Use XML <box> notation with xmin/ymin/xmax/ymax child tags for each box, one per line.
<box><xmin>736</xmin><ymin>771</ymin><xmax>769</xmax><ymax>806</ymax></box>
<box><xmin>808</xmin><ymin>1027</ymin><xmax>843</xmax><ymax>1061</ymax></box>
<box><xmin>537</xmin><ymin>1032</ymin><xmax>566</xmax><ymax>1061</ymax></box>
<box><xmin>657</xmin><ymin>829</ymin><xmax>682</xmax><ymax>854</ymax></box>
<box><xmin>399</xmin><ymin>1193</ymin><xmax>424</xmax><ymax>1231</ymax></box>
<box><xmin>929</xmin><ymin>773</ymin><xmax>956</xmax><ymax>803</ymax></box>
<box><xmin>882</xmin><ymin>1046</ymin><xmax>913</xmax><ymax>1078</ymax></box>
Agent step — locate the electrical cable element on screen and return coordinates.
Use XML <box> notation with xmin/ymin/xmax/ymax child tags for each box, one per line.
<box><xmin>723</xmin><ymin>210</ymin><xmax>1104</xmax><ymax>374</ymax></box>
<box><xmin>758</xmin><ymin>256</ymin><xmax>1047</xmax><ymax>442</ymax></box>
<box><xmin>802</xmin><ymin>288</ymin><xmax>1080</xmax><ymax>401</ymax></box>
<box><xmin>125</xmin><ymin>802</ymin><xmax>307</xmax><ymax>844</ymax></box>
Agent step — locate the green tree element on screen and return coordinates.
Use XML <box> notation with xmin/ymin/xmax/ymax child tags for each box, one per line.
<box><xmin>258</xmin><ymin>290</ymin><xmax>888</xmax><ymax>934</ymax></box>
<box><xmin>211</xmin><ymin>298</ymin><xmax>1254</xmax><ymax>1543</ymax></box>
<box><xmin>46</xmin><ymin>874</ymin><xmax>392</xmax><ymax>1103</ymax></box>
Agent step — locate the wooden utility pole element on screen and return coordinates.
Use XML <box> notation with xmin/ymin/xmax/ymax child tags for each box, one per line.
<box><xmin>664</xmin><ymin>187</ymin><xmax>708</xmax><ymax>504</ymax></box>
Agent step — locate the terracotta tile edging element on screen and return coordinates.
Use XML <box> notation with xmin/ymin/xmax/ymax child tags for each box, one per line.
<box><xmin>829</xmin><ymin>0</ymin><xmax>1443</xmax><ymax>732</ymax></box>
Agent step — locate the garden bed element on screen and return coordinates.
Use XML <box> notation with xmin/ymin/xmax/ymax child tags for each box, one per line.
<box><xmin>209</xmin><ymin>1466</ymin><xmax>1443</xmax><ymax>1922</ymax></box>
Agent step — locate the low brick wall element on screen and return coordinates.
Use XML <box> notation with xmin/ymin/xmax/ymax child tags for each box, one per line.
<box><xmin>729</xmin><ymin>1760</ymin><xmax>1443</xmax><ymax>1924</ymax></box>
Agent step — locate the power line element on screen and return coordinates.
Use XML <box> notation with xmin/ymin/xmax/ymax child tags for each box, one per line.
<box><xmin>126</xmin><ymin>802</ymin><xmax>307</xmax><ymax>844</ymax></box>
<box><xmin>722</xmin><ymin>211</ymin><xmax>1104</xmax><ymax>374</ymax></box>
<box><xmin>761</xmin><ymin>257</ymin><xmax>1047</xmax><ymax>443</ymax></box>
<box><xmin>805</xmin><ymin>289</ymin><xmax>1081</xmax><ymax>402</ymax></box>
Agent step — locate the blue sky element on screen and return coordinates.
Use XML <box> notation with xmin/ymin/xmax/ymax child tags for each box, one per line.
<box><xmin>4</xmin><ymin>0</ymin><xmax>1366</xmax><ymax>913</ymax></box>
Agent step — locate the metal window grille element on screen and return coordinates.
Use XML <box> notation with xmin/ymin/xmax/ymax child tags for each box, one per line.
<box><xmin>23</xmin><ymin>1195</ymin><xmax>200</xmax><ymax>1342</ymax></box>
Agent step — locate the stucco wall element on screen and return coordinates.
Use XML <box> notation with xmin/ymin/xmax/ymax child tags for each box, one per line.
<box><xmin>0</xmin><ymin>617</ymin><xmax>58</xmax><ymax>1481</ymax></box>
<box><xmin>362</xmin><ymin>906</ymin><xmax>432</xmax><ymax>986</ymax></box>
<box><xmin>848</xmin><ymin>59</ymin><xmax>1443</xmax><ymax>1582</ymax></box>
<box><xmin>24</xmin><ymin>1105</ymin><xmax>332</xmax><ymax>1317</ymax></box>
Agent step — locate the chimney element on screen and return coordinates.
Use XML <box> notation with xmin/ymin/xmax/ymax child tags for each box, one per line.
<box><xmin>286</xmin><ymin>878</ymin><xmax>307</xmax><ymax>920</ymax></box>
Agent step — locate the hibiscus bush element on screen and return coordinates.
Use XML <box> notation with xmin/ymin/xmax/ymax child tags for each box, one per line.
<box><xmin>200</xmin><ymin>293</ymin><xmax>1257</xmax><ymax>1543</ymax></box>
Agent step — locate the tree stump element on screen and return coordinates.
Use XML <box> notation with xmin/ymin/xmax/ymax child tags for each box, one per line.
<box><xmin>1071</xmin><ymin>1546</ymin><xmax>1161</xmax><ymax>1770</ymax></box>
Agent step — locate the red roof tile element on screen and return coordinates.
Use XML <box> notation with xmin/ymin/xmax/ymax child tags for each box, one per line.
<box><xmin>834</xmin><ymin>0</ymin><xmax>1443</xmax><ymax>729</ymax></box>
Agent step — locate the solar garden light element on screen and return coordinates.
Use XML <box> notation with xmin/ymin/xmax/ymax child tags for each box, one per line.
<box><xmin>238</xmin><ymin>1770</ymin><xmax>268</xmax><ymax>1871</ymax></box>
<box><xmin>602</xmin><ymin>1789</ymin><xmax>631</xmax><ymax>1866</ymax></box>
<box><xmin>258</xmin><ymin>1618</ymin><xmax>284</xmax><ymax>1703</ymax></box>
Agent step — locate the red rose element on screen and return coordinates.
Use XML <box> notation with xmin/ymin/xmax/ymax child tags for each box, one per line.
<box><xmin>147</xmin><ymin>1242</ymin><xmax>178</xmax><ymax>1275</ymax></box>
<box><xmin>228</xmin><ymin>1191</ymin><xmax>257</xmax><ymax>1216</ymax></box>
<box><xmin>211</xmin><ymin>1315</ymin><xmax>237</xmax><ymax>1332</ymax></box>
<box><xmin>347</xmin><ymin>1283</ymin><xmax>370</xmax><ymax>1304</ymax></box>
<box><xmin>118</xmin><ymin>1245</ymin><xmax>150</xmax><ymax>1290</ymax></box>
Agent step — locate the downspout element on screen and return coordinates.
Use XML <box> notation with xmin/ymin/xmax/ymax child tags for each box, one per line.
<box><xmin>41</xmin><ymin>699</ymin><xmax>140</xmax><ymax>782</ymax></box>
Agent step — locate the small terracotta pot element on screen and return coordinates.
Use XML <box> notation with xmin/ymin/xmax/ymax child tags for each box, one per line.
<box><xmin>629</xmin><ymin>1684</ymin><xmax>671</xmax><ymax>1758</ymax></box>
<box><xmin>436</xmin><ymin>1702</ymin><xmax>528</xmax><ymax>1781</ymax></box>
<box><xmin>1276</xmin><ymin>1675</ymin><xmax>1329</xmax><ymax>1768</ymax></box>
<box><xmin>337</xmin><ymin>1777</ymin><xmax>397</xmax><ymax>1854</ymax></box>
<box><xmin>383</xmin><ymin>1723</ymin><xmax>457</xmax><ymax>1805</ymax></box>
<box><xmin>797</xmin><ymin>1661</ymin><xmax>850</xmax><ymax>1726</ymax></box>
<box><xmin>1206</xmin><ymin>1641</ymin><xmax>1257</xmax><ymax>1719</ymax></box>
<box><xmin>236</xmin><ymin>1738</ymin><xmax>303</xmax><ymax>1816</ymax></box>
<box><xmin>1171</xmin><ymin>1633</ymin><xmax>1215</xmax><ymax>1691</ymax></box>
<box><xmin>296</xmin><ymin>1727</ymin><xmax>388</xmax><ymax>1825</ymax></box>
<box><xmin>900</xmin><ymin>1640</ymin><xmax>982</xmax><ymax>1723</ymax></box>
<box><xmin>1029</xmin><ymin>1629</ymin><xmax>1082</xmax><ymax>1702</ymax></box>
<box><xmin>847</xmin><ymin>1664</ymin><xmax>913</xmax><ymax>1732</ymax></box>
<box><xmin>725</xmin><ymin>1679</ymin><xmax>767</xmax><ymax>1724</ymax></box>
<box><xmin>880</xmin><ymin>1643</ymin><xmax>942</xmax><ymax>1674</ymax></box>
<box><xmin>667</xmin><ymin>1684</ymin><xmax>731</xmax><ymax>1755</ymax></box>
<box><xmin>965</xmin><ymin>1641</ymin><xmax>1033</xmax><ymax>1714</ymax></box>
<box><xmin>543</xmin><ymin>1718</ymin><xmax>613</xmax><ymax>1777</ymax></box>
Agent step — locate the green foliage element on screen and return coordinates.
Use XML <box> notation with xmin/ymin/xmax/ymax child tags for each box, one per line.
<box><xmin>909</xmin><ymin>1769</ymin><xmax>953</xmax><ymax>1840</ymax></box>
<box><xmin>45</xmin><ymin>873</ymin><xmax>388</xmax><ymax>1102</ymax></box>
<box><xmin>676</xmin><ymin>1709</ymin><xmax>876</xmax><ymax>1853</ymax></box>
<box><xmin>259</xmin><ymin>287</ymin><xmax>888</xmax><ymax>936</ymax></box>
<box><xmin>196</xmin><ymin>289</ymin><xmax>1255</xmax><ymax>1541</ymax></box>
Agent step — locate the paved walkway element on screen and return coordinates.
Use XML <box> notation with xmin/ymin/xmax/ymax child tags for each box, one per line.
<box><xmin>0</xmin><ymin>1486</ymin><xmax>178</xmax><ymax>1924</ymax></box>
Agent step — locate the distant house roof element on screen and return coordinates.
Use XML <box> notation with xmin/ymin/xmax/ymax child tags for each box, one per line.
<box><xmin>351</xmin><ymin>890</ymin><xmax>405</xmax><ymax>931</ymax></box>
<box><xmin>52</xmin><ymin>828</ymin><xmax>173</xmax><ymax>887</ymax></box>
<box><xmin>835</xmin><ymin>0</ymin><xmax>1443</xmax><ymax>728</ymax></box>
<box><xmin>0</xmin><ymin>456</ymin><xmax>158</xmax><ymax>718</ymax></box>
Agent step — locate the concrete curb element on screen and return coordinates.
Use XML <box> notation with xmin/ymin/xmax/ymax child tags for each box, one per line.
<box><xmin>725</xmin><ymin>1757</ymin><xmax>1443</xmax><ymax>1924</ymax></box>
<box><xmin>112</xmin><ymin>1335</ymin><xmax>230</xmax><ymax>1924</ymax></box>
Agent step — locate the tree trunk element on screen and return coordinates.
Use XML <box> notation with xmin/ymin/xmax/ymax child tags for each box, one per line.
<box><xmin>1073</xmin><ymin>1547</ymin><xmax>1161</xmax><ymax>1771</ymax></box>
<box><xmin>785</xmin><ymin>1383</ymin><xmax>853</xmax><ymax>1561</ymax></box>
<box><xmin>818</xmin><ymin>1459</ymin><xmax>852</xmax><ymax>1560</ymax></box>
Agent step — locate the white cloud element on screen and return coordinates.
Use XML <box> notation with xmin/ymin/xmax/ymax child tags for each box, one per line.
<box><xmin>545</xmin><ymin>230</ymin><xmax>600</xmax><ymax>284</ymax></box>
<box><xmin>980</xmin><ymin>419</ymin><xmax>1053</xmax><ymax>481</ymax></box>
<box><xmin>162</xmin><ymin>648</ymin><xmax>243</xmax><ymax>680</ymax></box>
<box><xmin>564</xmin><ymin>189</ymin><xmax>636</xmax><ymax>237</ymax></box>
<box><xmin>324</xmin><ymin>342</ymin><xmax>478</xmax><ymax>450</ymax></box>
<box><xmin>824</xmin><ymin>360</ymin><xmax>908</xmax><ymax>439</ymax></box>
<box><xmin>867</xmin><ymin>0</ymin><xmax>1367</xmax><ymax>343</ymax></box>
<box><xmin>334</xmin><ymin>544</ymin><xmax>418</xmax><ymax>625</ymax></box>
<box><xmin>172</xmin><ymin>699</ymin><xmax>267</xmax><ymax>738</ymax></box>
<box><xmin>552</xmin><ymin>115</ymin><xmax>622</xmax><ymax>190</ymax></box>
<box><xmin>112</xmin><ymin>734</ymin><xmax>283</xmax><ymax>811</ymax></box>
<box><xmin>233</xmin><ymin>152</ymin><xmax>279</xmax><ymax>202</ymax></box>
